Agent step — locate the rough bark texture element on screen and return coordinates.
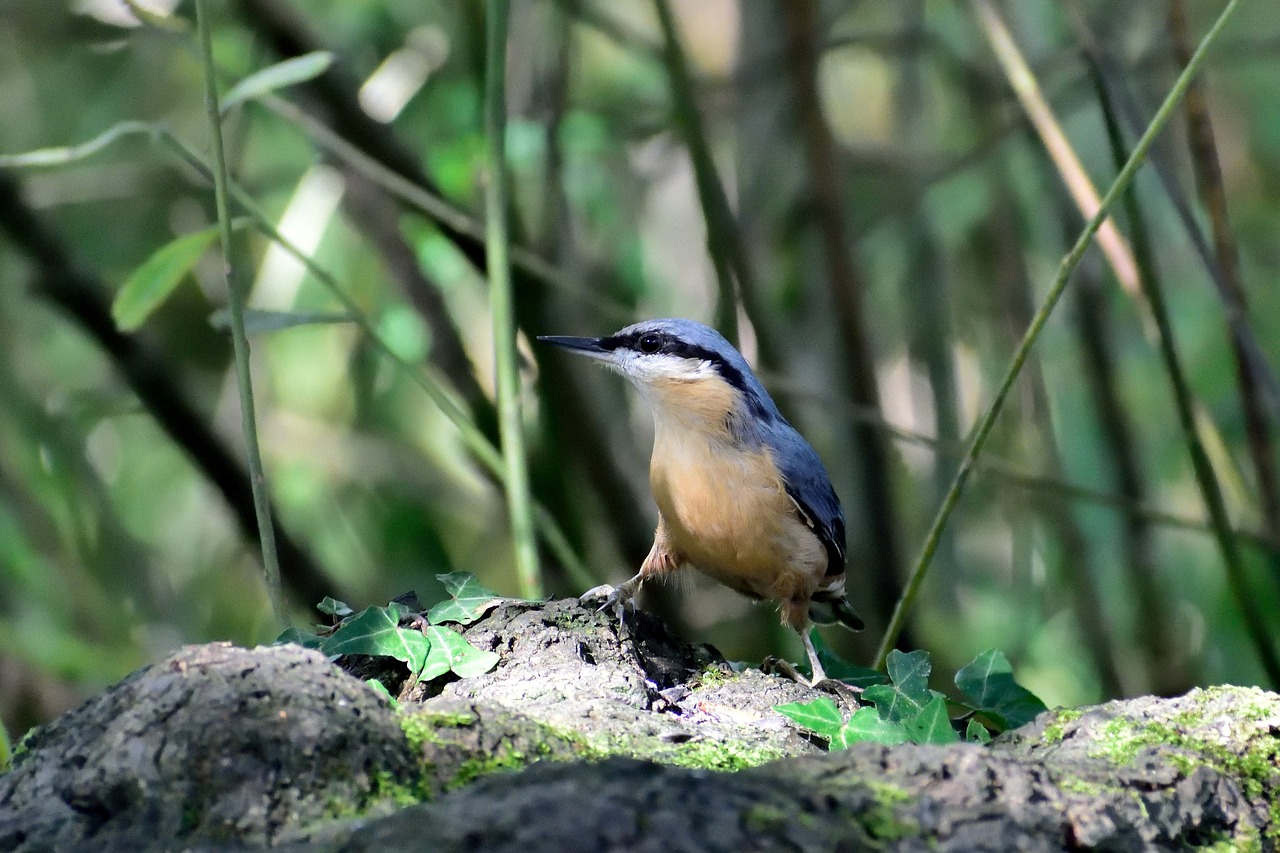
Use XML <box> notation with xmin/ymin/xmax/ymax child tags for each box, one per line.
<box><xmin>1</xmin><ymin>597</ymin><xmax>1277</xmax><ymax>852</ymax></box>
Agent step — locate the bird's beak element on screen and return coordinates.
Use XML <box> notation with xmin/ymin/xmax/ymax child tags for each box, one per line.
<box><xmin>536</xmin><ymin>335</ymin><xmax>614</xmax><ymax>362</ymax></box>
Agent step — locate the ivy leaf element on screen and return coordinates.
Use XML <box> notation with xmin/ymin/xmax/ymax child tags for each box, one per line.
<box><xmin>274</xmin><ymin>627</ymin><xmax>323</xmax><ymax>649</ymax></box>
<box><xmin>904</xmin><ymin>695</ymin><xmax>959</xmax><ymax>745</ymax></box>
<box><xmin>316</xmin><ymin>597</ymin><xmax>353</xmax><ymax>618</ymax></box>
<box><xmin>365</xmin><ymin>678</ymin><xmax>398</xmax><ymax>708</ymax></box>
<box><xmin>427</xmin><ymin>572</ymin><xmax>501</xmax><ymax>625</ymax></box>
<box><xmin>886</xmin><ymin>649</ymin><xmax>932</xmax><ymax>695</ymax></box>
<box><xmin>955</xmin><ymin>649</ymin><xmax>1047</xmax><ymax>731</ymax></box>
<box><xmin>321</xmin><ymin>605</ymin><xmax>429</xmax><ymax>673</ymax></box>
<box><xmin>221</xmin><ymin>51</ymin><xmax>335</xmax><ymax>113</ymax></box>
<box><xmin>863</xmin><ymin>649</ymin><xmax>937</xmax><ymax>723</ymax></box>
<box><xmin>811</xmin><ymin>631</ymin><xmax>890</xmax><ymax>689</ymax></box>
<box><xmin>112</xmin><ymin>227</ymin><xmax>219</xmax><ymax>331</ymax></box>
<box><xmin>774</xmin><ymin>697</ymin><xmax>844</xmax><ymax>739</ymax></box>
<box><xmin>966</xmin><ymin>718</ymin><xmax>992</xmax><ymax>744</ymax></box>
<box><xmin>833</xmin><ymin>707</ymin><xmax>910</xmax><ymax>748</ymax></box>
<box><xmin>420</xmin><ymin>626</ymin><xmax>500</xmax><ymax>680</ymax></box>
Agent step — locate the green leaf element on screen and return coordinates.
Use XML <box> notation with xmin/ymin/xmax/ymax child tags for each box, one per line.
<box><xmin>965</xmin><ymin>718</ymin><xmax>992</xmax><ymax>744</ymax></box>
<box><xmin>420</xmin><ymin>625</ymin><xmax>500</xmax><ymax>680</ymax></box>
<box><xmin>863</xmin><ymin>649</ymin><xmax>937</xmax><ymax>724</ymax></box>
<box><xmin>774</xmin><ymin>697</ymin><xmax>844</xmax><ymax>738</ymax></box>
<box><xmin>811</xmin><ymin>631</ymin><xmax>890</xmax><ymax>689</ymax></box>
<box><xmin>222</xmin><ymin>52</ymin><xmax>335</xmax><ymax>113</ymax></box>
<box><xmin>112</xmin><ymin>227</ymin><xmax>219</xmax><ymax>331</ymax></box>
<box><xmin>320</xmin><ymin>605</ymin><xmax>429</xmax><ymax>673</ymax></box>
<box><xmin>0</xmin><ymin>717</ymin><xmax>11</xmax><ymax>772</ymax></box>
<box><xmin>365</xmin><ymin>678</ymin><xmax>398</xmax><ymax>708</ymax></box>
<box><xmin>274</xmin><ymin>627</ymin><xmax>324</xmax><ymax>649</ymax></box>
<box><xmin>317</xmin><ymin>597</ymin><xmax>353</xmax><ymax>618</ymax></box>
<box><xmin>427</xmin><ymin>572</ymin><xmax>501</xmax><ymax>625</ymax></box>
<box><xmin>833</xmin><ymin>707</ymin><xmax>910</xmax><ymax>748</ymax></box>
<box><xmin>886</xmin><ymin>649</ymin><xmax>932</xmax><ymax>696</ymax></box>
<box><xmin>954</xmin><ymin>649</ymin><xmax>1048</xmax><ymax>731</ymax></box>
<box><xmin>208</xmin><ymin>308</ymin><xmax>358</xmax><ymax>334</ymax></box>
<box><xmin>904</xmin><ymin>695</ymin><xmax>959</xmax><ymax>745</ymax></box>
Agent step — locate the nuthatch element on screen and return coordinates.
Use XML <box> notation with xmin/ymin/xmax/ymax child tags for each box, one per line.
<box><xmin>538</xmin><ymin>318</ymin><xmax>862</xmax><ymax>684</ymax></box>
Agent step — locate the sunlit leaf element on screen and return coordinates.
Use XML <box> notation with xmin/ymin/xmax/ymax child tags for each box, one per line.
<box><xmin>221</xmin><ymin>51</ymin><xmax>334</xmax><ymax>113</ymax></box>
<box><xmin>321</xmin><ymin>605</ymin><xmax>429</xmax><ymax>673</ymax></box>
<box><xmin>427</xmin><ymin>572</ymin><xmax>501</xmax><ymax>625</ymax></box>
<box><xmin>208</xmin><ymin>308</ymin><xmax>357</xmax><ymax>334</ymax></box>
<box><xmin>955</xmin><ymin>649</ymin><xmax>1047</xmax><ymax>731</ymax></box>
<box><xmin>112</xmin><ymin>227</ymin><xmax>218</xmax><ymax>331</ymax></box>
<box><xmin>365</xmin><ymin>678</ymin><xmax>398</xmax><ymax>708</ymax></box>
<box><xmin>966</xmin><ymin>718</ymin><xmax>992</xmax><ymax>744</ymax></box>
<box><xmin>420</xmin><ymin>625</ymin><xmax>500</xmax><ymax>680</ymax></box>
<box><xmin>832</xmin><ymin>707</ymin><xmax>910</xmax><ymax>748</ymax></box>
<box><xmin>775</xmin><ymin>697</ymin><xmax>844</xmax><ymax>738</ymax></box>
<box><xmin>274</xmin><ymin>627</ymin><xmax>324</xmax><ymax>649</ymax></box>
<box><xmin>904</xmin><ymin>695</ymin><xmax>959</xmax><ymax>745</ymax></box>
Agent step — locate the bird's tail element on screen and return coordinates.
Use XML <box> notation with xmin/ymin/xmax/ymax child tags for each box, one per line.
<box><xmin>808</xmin><ymin>590</ymin><xmax>865</xmax><ymax>632</ymax></box>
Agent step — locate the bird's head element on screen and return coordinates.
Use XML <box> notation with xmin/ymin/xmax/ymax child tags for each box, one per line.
<box><xmin>538</xmin><ymin>319</ymin><xmax>778</xmax><ymax>430</ymax></box>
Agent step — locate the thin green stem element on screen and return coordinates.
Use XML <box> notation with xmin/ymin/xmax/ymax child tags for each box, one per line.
<box><xmin>873</xmin><ymin>0</ymin><xmax>1248</xmax><ymax>670</ymax></box>
<box><xmin>194</xmin><ymin>0</ymin><xmax>284</xmax><ymax>625</ymax></box>
<box><xmin>1100</xmin><ymin>39</ymin><xmax>1280</xmax><ymax>684</ymax></box>
<box><xmin>485</xmin><ymin>0</ymin><xmax>542</xmax><ymax>599</ymax></box>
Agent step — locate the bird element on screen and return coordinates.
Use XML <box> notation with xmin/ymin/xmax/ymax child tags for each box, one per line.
<box><xmin>537</xmin><ymin>318</ymin><xmax>862</xmax><ymax>685</ymax></box>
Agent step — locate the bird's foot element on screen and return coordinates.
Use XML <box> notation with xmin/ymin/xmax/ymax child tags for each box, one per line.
<box><xmin>580</xmin><ymin>582</ymin><xmax>639</xmax><ymax>623</ymax></box>
<box><xmin>762</xmin><ymin>656</ymin><xmax>863</xmax><ymax>708</ymax></box>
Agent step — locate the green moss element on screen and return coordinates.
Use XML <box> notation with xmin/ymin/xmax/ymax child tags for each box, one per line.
<box><xmin>399</xmin><ymin>709</ymin><xmax>478</xmax><ymax>752</ymax></box>
<box><xmin>860</xmin><ymin>781</ymin><xmax>918</xmax><ymax>841</ymax></box>
<box><xmin>690</xmin><ymin>664</ymin><xmax>735</xmax><ymax>690</ymax></box>
<box><xmin>448</xmin><ymin>749</ymin><xmax>529</xmax><ymax>790</ymax></box>
<box><xmin>1041</xmin><ymin>708</ymin><xmax>1083</xmax><ymax>745</ymax></box>
<box><xmin>1056</xmin><ymin>777</ymin><xmax>1108</xmax><ymax>797</ymax></box>
<box><xmin>1086</xmin><ymin>688</ymin><xmax>1280</xmax><ymax>844</ymax></box>
<box><xmin>743</xmin><ymin>803</ymin><xmax>789</xmax><ymax>833</ymax></box>
<box><xmin>666</xmin><ymin>737</ymin><xmax>785</xmax><ymax>772</ymax></box>
<box><xmin>370</xmin><ymin>769</ymin><xmax>431</xmax><ymax>807</ymax></box>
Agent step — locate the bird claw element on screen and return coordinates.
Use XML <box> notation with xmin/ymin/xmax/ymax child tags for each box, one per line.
<box><xmin>580</xmin><ymin>583</ymin><xmax>637</xmax><ymax>622</ymax></box>
<box><xmin>762</xmin><ymin>656</ymin><xmax>863</xmax><ymax>706</ymax></box>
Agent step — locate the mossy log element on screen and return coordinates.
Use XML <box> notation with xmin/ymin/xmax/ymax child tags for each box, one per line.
<box><xmin>1</xmin><ymin>596</ymin><xmax>1276</xmax><ymax>851</ymax></box>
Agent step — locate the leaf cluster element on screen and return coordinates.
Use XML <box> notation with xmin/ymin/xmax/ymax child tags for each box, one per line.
<box><xmin>276</xmin><ymin>572</ymin><xmax>503</xmax><ymax>694</ymax></box>
<box><xmin>776</xmin><ymin>648</ymin><xmax>1047</xmax><ymax>748</ymax></box>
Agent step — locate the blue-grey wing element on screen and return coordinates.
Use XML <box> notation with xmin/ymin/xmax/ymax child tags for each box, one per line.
<box><xmin>770</xmin><ymin>429</ymin><xmax>846</xmax><ymax>576</ymax></box>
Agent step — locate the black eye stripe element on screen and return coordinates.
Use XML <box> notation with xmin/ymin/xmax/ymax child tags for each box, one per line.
<box><xmin>598</xmin><ymin>328</ymin><xmax>777</xmax><ymax>423</ymax></box>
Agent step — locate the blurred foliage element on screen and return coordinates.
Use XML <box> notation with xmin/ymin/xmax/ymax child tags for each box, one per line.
<box><xmin>3</xmin><ymin>0</ymin><xmax>1280</xmax><ymax>741</ymax></box>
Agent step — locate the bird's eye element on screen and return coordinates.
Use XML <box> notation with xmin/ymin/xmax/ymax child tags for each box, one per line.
<box><xmin>638</xmin><ymin>334</ymin><xmax>662</xmax><ymax>354</ymax></box>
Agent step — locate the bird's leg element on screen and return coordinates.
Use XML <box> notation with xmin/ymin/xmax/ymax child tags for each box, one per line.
<box><xmin>776</xmin><ymin>600</ymin><xmax>857</xmax><ymax>696</ymax></box>
<box><xmin>583</xmin><ymin>516</ymin><xmax>683</xmax><ymax>621</ymax></box>
<box><xmin>800</xmin><ymin>626</ymin><xmax>827</xmax><ymax>685</ymax></box>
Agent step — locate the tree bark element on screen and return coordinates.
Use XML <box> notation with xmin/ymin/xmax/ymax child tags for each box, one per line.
<box><xmin>2</xmin><ymin>596</ymin><xmax>1276</xmax><ymax>851</ymax></box>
